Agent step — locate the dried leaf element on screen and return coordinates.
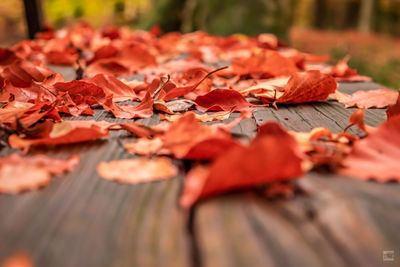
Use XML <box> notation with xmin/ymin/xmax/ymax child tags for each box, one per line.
<box><xmin>97</xmin><ymin>157</ymin><xmax>177</xmax><ymax>184</ymax></box>
<box><xmin>332</xmin><ymin>89</ymin><xmax>398</xmax><ymax>109</ymax></box>
<box><xmin>9</xmin><ymin>120</ymin><xmax>109</xmax><ymax>150</ymax></box>
<box><xmin>339</xmin><ymin>116</ymin><xmax>400</xmax><ymax>181</ymax></box>
<box><xmin>102</xmin><ymin>92</ymin><xmax>153</xmax><ymax>119</ymax></box>
<box><xmin>181</xmin><ymin>122</ymin><xmax>305</xmax><ymax>207</ymax></box>
<box><xmin>0</xmin><ymin>154</ymin><xmax>79</xmax><ymax>194</ymax></box>
<box><xmin>194</xmin><ymin>89</ymin><xmax>252</xmax><ymax>112</ymax></box>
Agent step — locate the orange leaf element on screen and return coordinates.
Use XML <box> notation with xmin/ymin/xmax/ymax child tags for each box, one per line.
<box><xmin>97</xmin><ymin>157</ymin><xmax>178</xmax><ymax>184</ymax></box>
<box><xmin>181</xmin><ymin>122</ymin><xmax>305</xmax><ymax>207</ymax></box>
<box><xmin>333</xmin><ymin>89</ymin><xmax>398</xmax><ymax>109</ymax></box>
<box><xmin>386</xmin><ymin>92</ymin><xmax>400</xmax><ymax>119</ymax></box>
<box><xmin>9</xmin><ymin>120</ymin><xmax>109</xmax><ymax>150</ymax></box>
<box><xmin>194</xmin><ymin>89</ymin><xmax>252</xmax><ymax>112</ymax></box>
<box><xmin>0</xmin><ymin>154</ymin><xmax>79</xmax><ymax>194</ymax></box>
<box><xmin>339</xmin><ymin>115</ymin><xmax>400</xmax><ymax>181</ymax></box>
<box><xmin>102</xmin><ymin>92</ymin><xmax>153</xmax><ymax>119</ymax></box>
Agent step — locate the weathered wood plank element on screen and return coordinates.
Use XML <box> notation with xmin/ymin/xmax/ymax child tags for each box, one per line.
<box><xmin>0</xmin><ymin>109</ymin><xmax>191</xmax><ymax>267</ymax></box>
<box><xmin>0</xmin><ymin>63</ymin><xmax>399</xmax><ymax>267</ymax></box>
<box><xmin>195</xmin><ymin>82</ymin><xmax>400</xmax><ymax>267</ymax></box>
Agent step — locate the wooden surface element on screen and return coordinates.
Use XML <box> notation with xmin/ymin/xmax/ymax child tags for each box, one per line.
<box><xmin>0</xmin><ymin>67</ymin><xmax>399</xmax><ymax>267</ymax></box>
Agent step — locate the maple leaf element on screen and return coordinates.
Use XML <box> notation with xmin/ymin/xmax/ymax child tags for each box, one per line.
<box><xmin>83</xmin><ymin>74</ymin><xmax>138</xmax><ymax>102</ymax></box>
<box><xmin>339</xmin><ymin>115</ymin><xmax>400</xmax><ymax>181</ymax></box>
<box><xmin>121</xmin><ymin>122</ymin><xmax>156</xmax><ymax>138</ymax></box>
<box><xmin>231</xmin><ymin>50</ymin><xmax>299</xmax><ymax>78</ymax></box>
<box><xmin>1</xmin><ymin>60</ymin><xmax>54</xmax><ymax>87</ymax></box>
<box><xmin>194</xmin><ymin>89</ymin><xmax>252</xmax><ymax>112</ymax></box>
<box><xmin>161</xmin><ymin>111</ymin><xmax>231</xmax><ymax>122</ymax></box>
<box><xmin>180</xmin><ymin>122</ymin><xmax>306</xmax><ymax>207</ymax></box>
<box><xmin>0</xmin><ymin>101</ymin><xmax>61</xmax><ymax>129</ymax></box>
<box><xmin>9</xmin><ymin>120</ymin><xmax>109</xmax><ymax>150</ymax></box>
<box><xmin>0</xmin><ymin>154</ymin><xmax>79</xmax><ymax>194</ymax></box>
<box><xmin>242</xmin><ymin>71</ymin><xmax>337</xmax><ymax>104</ymax></box>
<box><xmin>331</xmin><ymin>89</ymin><xmax>398</xmax><ymax>109</ymax></box>
<box><xmin>102</xmin><ymin>92</ymin><xmax>153</xmax><ymax>119</ymax></box>
<box><xmin>161</xmin><ymin>112</ymin><xmax>235</xmax><ymax>159</ymax></box>
<box><xmin>97</xmin><ymin>157</ymin><xmax>178</xmax><ymax>184</ymax></box>
<box><xmin>54</xmin><ymin>80</ymin><xmax>106</xmax><ymax>106</ymax></box>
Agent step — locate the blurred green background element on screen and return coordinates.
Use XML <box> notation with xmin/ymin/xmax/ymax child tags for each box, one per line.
<box><xmin>0</xmin><ymin>0</ymin><xmax>399</xmax><ymax>88</ymax></box>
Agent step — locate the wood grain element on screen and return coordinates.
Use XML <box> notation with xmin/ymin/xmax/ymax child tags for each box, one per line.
<box><xmin>0</xmin><ymin>69</ymin><xmax>399</xmax><ymax>267</ymax></box>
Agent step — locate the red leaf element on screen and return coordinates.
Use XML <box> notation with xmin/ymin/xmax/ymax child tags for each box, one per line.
<box><xmin>386</xmin><ymin>92</ymin><xmax>400</xmax><ymax>119</ymax></box>
<box><xmin>332</xmin><ymin>89</ymin><xmax>398</xmax><ymax>109</ymax></box>
<box><xmin>0</xmin><ymin>154</ymin><xmax>79</xmax><ymax>194</ymax></box>
<box><xmin>339</xmin><ymin>115</ymin><xmax>400</xmax><ymax>181</ymax></box>
<box><xmin>97</xmin><ymin>157</ymin><xmax>177</xmax><ymax>184</ymax></box>
<box><xmin>231</xmin><ymin>50</ymin><xmax>299</xmax><ymax>78</ymax></box>
<box><xmin>102</xmin><ymin>92</ymin><xmax>153</xmax><ymax>119</ymax></box>
<box><xmin>9</xmin><ymin>120</ymin><xmax>109</xmax><ymax>150</ymax></box>
<box><xmin>54</xmin><ymin>80</ymin><xmax>106</xmax><ymax>106</ymax></box>
<box><xmin>161</xmin><ymin>112</ymin><xmax>234</xmax><ymax>159</ymax></box>
<box><xmin>1</xmin><ymin>60</ymin><xmax>54</xmax><ymax>87</ymax></box>
<box><xmin>83</xmin><ymin>74</ymin><xmax>138</xmax><ymax>102</ymax></box>
<box><xmin>194</xmin><ymin>89</ymin><xmax>252</xmax><ymax>112</ymax></box>
<box><xmin>275</xmin><ymin>71</ymin><xmax>336</xmax><ymax>104</ymax></box>
<box><xmin>180</xmin><ymin>122</ymin><xmax>305</xmax><ymax>207</ymax></box>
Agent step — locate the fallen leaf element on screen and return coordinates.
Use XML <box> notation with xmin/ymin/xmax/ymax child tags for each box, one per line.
<box><xmin>194</xmin><ymin>89</ymin><xmax>252</xmax><ymax>112</ymax></box>
<box><xmin>102</xmin><ymin>92</ymin><xmax>153</xmax><ymax>119</ymax></box>
<box><xmin>0</xmin><ymin>154</ymin><xmax>79</xmax><ymax>194</ymax></box>
<box><xmin>242</xmin><ymin>71</ymin><xmax>337</xmax><ymax>104</ymax></box>
<box><xmin>331</xmin><ymin>89</ymin><xmax>398</xmax><ymax>108</ymax></box>
<box><xmin>339</xmin><ymin>115</ymin><xmax>400</xmax><ymax>181</ymax></box>
<box><xmin>161</xmin><ymin>111</ymin><xmax>231</xmax><ymax>122</ymax></box>
<box><xmin>125</xmin><ymin>137</ymin><xmax>168</xmax><ymax>155</ymax></box>
<box><xmin>180</xmin><ymin>122</ymin><xmax>305</xmax><ymax>207</ymax></box>
<box><xmin>386</xmin><ymin>92</ymin><xmax>400</xmax><ymax>119</ymax></box>
<box><xmin>83</xmin><ymin>74</ymin><xmax>138</xmax><ymax>102</ymax></box>
<box><xmin>97</xmin><ymin>157</ymin><xmax>177</xmax><ymax>184</ymax></box>
<box><xmin>9</xmin><ymin>120</ymin><xmax>109</xmax><ymax>150</ymax></box>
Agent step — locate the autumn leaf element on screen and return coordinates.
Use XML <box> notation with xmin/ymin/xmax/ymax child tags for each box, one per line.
<box><xmin>231</xmin><ymin>50</ymin><xmax>299</xmax><ymax>78</ymax></box>
<box><xmin>83</xmin><ymin>74</ymin><xmax>138</xmax><ymax>102</ymax></box>
<box><xmin>180</xmin><ymin>122</ymin><xmax>306</xmax><ymax>207</ymax></box>
<box><xmin>0</xmin><ymin>154</ymin><xmax>79</xmax><ymax>194</ymax></box>
<box><xmin>194</xmin><ymin>89</ymin><xmax>252</xmax><ymax>112</ymax></box>
<box><xmin>331</xmin><ymin>89</ymin><xmax>398</xmax><ymax>108</ymax></box>
<box><xmin>161</xmin><ymin>110</ymin><xmax>231</xmax><ymax>122</ymax></box>
<box><xmin>97</xmin><ymin>157</ymin><xmax>178</xmax><ymax>184</ymax></box>
<box><xmin>1</xmin><ymin>60</ymin><xmax>54</xmax><ymax>87</ymax></box>
<box><xmin>339</xmin><ymin>115</ymin><xmax>400</xmax><ymax>181</ymax></box>
<box><xmin>102</xmin><ymin>92</ymin><xmax>153</xmax><ymax>119</ymax></box>
<box><xmin>9</xmin><ymin>120</ymin><xmax>109</xmax><ymax>150</ymax></box>
<box><xmin>386</xmin><ymin>92</ymin><xmax>400</xmax><ymax>119</ymax></box>
<box><xmin>242</xmin><ymin>71</ymin><xmax>337</xmax><ymax>104</ymax></box>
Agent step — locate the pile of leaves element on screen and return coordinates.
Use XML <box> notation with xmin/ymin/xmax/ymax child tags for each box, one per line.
<box><xmin>0</xmin><ymin>23</ymin><xmax>399</xmax><ymax>208</ymax></box>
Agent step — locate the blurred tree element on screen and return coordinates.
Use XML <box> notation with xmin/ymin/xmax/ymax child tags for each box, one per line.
<box><xmin>358</xmin><ymin>0</ymin><xmax>375</xmax><ymax>32</ymax></box>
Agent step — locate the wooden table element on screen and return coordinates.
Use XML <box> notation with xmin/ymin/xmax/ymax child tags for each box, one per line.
<box><xmin>0</xmin><ymin>67</ymin><xmax>398</xmax><ymax>267</ymax></box>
